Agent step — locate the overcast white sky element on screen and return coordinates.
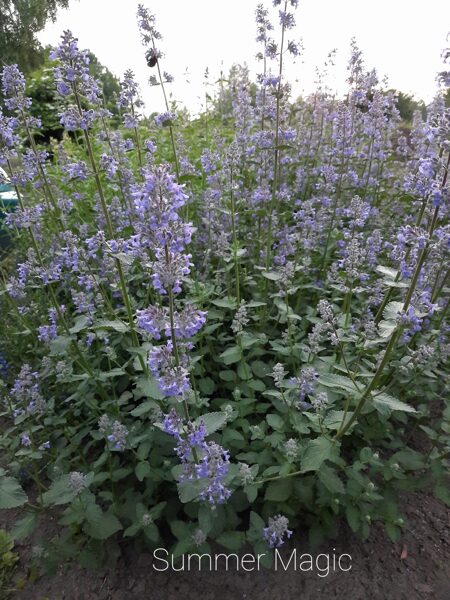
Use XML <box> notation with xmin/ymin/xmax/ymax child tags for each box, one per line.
<box><xmin>39</xmin><ymin>0</ymin><xmax>450</xmax><ymax>116</ymax></box>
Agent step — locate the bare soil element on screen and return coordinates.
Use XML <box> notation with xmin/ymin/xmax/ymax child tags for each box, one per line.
<box><xmin>1</xmin><ymin>489</ymin><xmax>449</xmax><ymax>600</ymax></box>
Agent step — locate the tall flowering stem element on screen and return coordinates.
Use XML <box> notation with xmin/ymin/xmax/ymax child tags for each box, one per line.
<box><xmin>335</xmin><ymin>152</ymin><xmax>449</xmax><ymax>440</ymax></box>
<box><xmin>137</xmin><ymin>5</ymin><xmax>180</xmax><ymax>180</ymax></box>
<box><xmin>51</xmin><ymin>31</ymin><xmax>148</xmax><ymax>373</ymax></box>
<box><xmin>265</xmin><ymin>0</ymin><xmax>289</xmax><ymax>273</ymax></box>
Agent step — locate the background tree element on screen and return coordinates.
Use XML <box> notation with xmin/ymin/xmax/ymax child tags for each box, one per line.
<box><xmin>392</xmin><ymin>90</ymin><xmax>426</xmax><ymax>122</ymax></box>
<box><xmin>0</xmin><ymin>0</ymin><xmax>69</xmax><ymax>73</ymax></box>
<box><xmin>26</xmin><ymin>49</ymin><xmax>121</xmax><ymax>143</ymax></box>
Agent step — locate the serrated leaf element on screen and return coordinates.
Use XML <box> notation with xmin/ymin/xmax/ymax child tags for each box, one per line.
<box><xmin>131</xmin><ymin>399</ymin><xmax>159</xmax><ymax>417</ymax></box>
<box><xmin>266</xmin><ymin>413</ymin><xmax>284</xmax><ymax>431</ymax></box>
<box><xmin>435</xmin><ymin>483</ymin><xmax>450</xmax><ymax>506</ymax></box>
<box><xmin>219</xmin><ymin>370</ymin><xmax>236</xmax><ymax>382</ymax></box>
<box><xmin>261</xmin><ymin>271</ymin><xmax>282</xmax><ymax>281</ymax></box>
<box><xmin>42</xmin><ymin>474</ymin><xmax>79</xmax><ymax>506</ymax></box>
<box><xmin>346</xmin><ymin>505</ymin><xmax>360</xmax><ymax>532</ymax></box>
<box><xmin>319</xmin><ymin>373</ymin><xmax>360</xmax><ymax>394</ymax></box>
<box><xmin>216</xmin><ymin>531</ymin><xmax>245</xmax><ymax>550</ymax></box>
<box><xmin>237</xmin><ymin>362</ymin><xmax>252</xmax><ymax>380</ymax></box>
<box><xmin>198</xmin><ymin>505</ymin><xmax>214</xmax><ymax>534</ymax></box>
<box><xmin>211</xmin><ymin>297</ymin><xmax>237</xmax><ymax>309</ymax></box>
<box><xmin>195</xmin><ymin>411</ymin><xmax>227</xmax><ymax>435</ymax></box>
<box><xmin>379</xmin><ymin>320</ymin><xmax>397</xmax><ymax>338</ymax></box>
<box><xmin>124</xmin><ymin>522</ymin><xmax>141</xmax><ymax>538</ymax></box>
<box><xmin>98</xmin><ymin>368</ymin><xmax>126</xmax><ymax>381</ymax></box>
<box><xmin>170</xmin><ymin>520</ymin><xmax>190</xmax><ymax>540</ymax></box>
<box><xmin>94</xmin><ymin>319</ymin><xmax>130</xmax><ymax>333</ymax></box>
<box><xmin>244</xmin><ymin>484</ymin><xmax>258</xmax><ymax>503</ymax></box>
<box><xmin>323</xmin><ymin>410</ymin><xmax>353</xmax><ymax>431</ymax></box>
<box><xmin>135</xmin><ymin>462</ymin><xmax>151</xmax><ymax>481</ymax></box>
<box><xmin>251</xmin><ymin>360</ymin><xmax>271</xmax><ymax>378</ymax></box>
<box><xmin>264</xmin><ymin>478</ymin><xmax>293</xmax><ymax>502</ymax></box>
<box><xmin>249</xmin><ymin>511</ymin><xmax>265</xmax><ymax>531</ymax></box>
<box><xmin>301</xmin><ymin>437</ymin><xmax>338</xmax><ymax>473</ymax></box>
<box><xmin>11</xmin><ymin>512</ymin><xmax>38</xmax><ymax>540</ymax></box>
<box><xmin>69</xmin><ymin>315</ymin><xmax>91</xmax><ymax>334</ymax></box>
<box><xmin>376</xmin><ymin>265</ymin><xmax>398</xmax><ymax>279</ymax></box>
<box><xmin>177</xmin><ymin>478</ymin><xmax>206</xmax><ymax>503</ymax></box>
<box><xmin>383</xmin><ymin>301</ymin><xmax>404</xmax><ymax>321</ymax></box>
<box><xmin>198</xmin><ymin>377</ymin><xmax>215</xmax><ymax>395</ymax></box>
<box><xmin>85</xmin><ymin>511</ymin><xmax>122</xmax><ymax>540</ymax></box>
<box><xmin>0</xmin><ymin>476</ymin><xmax>28</xmax><ymax>509</ymax></box>
<box><xmin>49</xmin><ymin>335</ymin><xmax>72</xmax><ymax>356</ymax></box>
<box><xmin>372</xmin><ymin>393</ymin><xmax>416</xmax><ymax>415</ymax></box>
<box><xmin>318</xmin><ymin>465</ymin><xmax>345</xmax><ymax>494</ymax></box>
<box><xmin>134</xmin><ymin>376</ymin><xmax>164</xmax><ymax>401</ymax></box>
<box><xmin>219</xmin><ymin>345</ymin><xmax>242</xmax><ymax>365</ymax></box>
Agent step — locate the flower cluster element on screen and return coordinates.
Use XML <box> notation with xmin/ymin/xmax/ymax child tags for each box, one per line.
<box><xmin>263</xmin><ymin>514</ymin><xmax>293</xmax><ymax>548</ymax></box>
<box><xmin>98</xmin><ymin>414</ymin><xmax>129</xmax><ymax>451</ymax></box>
<box><xmin>163</xmin><ymin>409</ymin><xmax>231</xmax><ymax>506</ymax></box>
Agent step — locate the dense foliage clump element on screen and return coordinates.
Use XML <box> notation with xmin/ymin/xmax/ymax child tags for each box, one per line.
<box><xmin>0</xmin><ymin>0</ymin><xmax>449</xmax><ymax>568</ymax></box>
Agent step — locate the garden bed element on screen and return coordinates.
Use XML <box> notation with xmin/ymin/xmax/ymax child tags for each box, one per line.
<box><xmin>1</xmin><ymin>1</ymin><xmax>449</xmax><ymax>598</ymax></box>
<box><xmin>1</xmin><ymin>489</ymin><xmax>449</xmax><ymax>599</ymax></box>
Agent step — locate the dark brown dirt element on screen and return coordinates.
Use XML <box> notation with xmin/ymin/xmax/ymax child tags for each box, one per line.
<box><xmin>1</xmin><ymin>490</ymin><xmax>449</xmax><ymax>600</ymax></box>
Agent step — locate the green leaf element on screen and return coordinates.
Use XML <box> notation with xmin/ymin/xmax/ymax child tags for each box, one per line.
<box><xmin>11</xmin><ymin>512</ymin><xmax>38</xmax><ymax>540</ymax></box>
<box><xmin>251</xmin><ymin>360</ymin><xmax>271</xmax><ymax>378</ymax></box>
<box><xmin>124</xmin><ymin>523</ymin><xmax>141</xmax><ymax>538</ymax></box>
<box><xmin>198</xmin><ymin>377</ymin><xmax>215</xmax><ymax>395</ymax></box>
<box><xmin>318</xmin><ymin>465</ymin><xmax>345</xmax><ymax>494</ymax></box>
<box><xmin>177</xmin><ymin>478</ymin><xmax>206</xmax><ymax>503</ymax></box>
<box><xmin>318</xmin><ymin>373</ymin><xmax>360</xmax><ymax>394</ymax></box>
<box><xmin>219</xmin><ymin>370</ymin><xmax>236</xmax><ymax>382</ymax></box>
<box><xmin>323</xmin><ymin>410</ymin><xmax>353</xmax><ymax>431</ymax></box>
<box><xmin>49</xmin><ymin>335</ymin><xmax>72</xmax><ymax>356</ymax></box>
<box><xmin>261</xmin><ymin>271</ymin><xmax>282</xmax><ymax>281</ymax></box>
<box><xmin>135</xmin><ymin>462</ymin><xmax>151</xmax><ymax>481</ymax></box>
<box><xmin>170</xmin><ymin>521</ymin><xmax>190</xmax><ymax>540</ymax></box>
<box><xmin>385</xmin><ymin>522</ymin><xmax>401</xmax><ymax>542</ymax></box>
<box><xmin>237</xmin><ymin>362</ymin><xmax>252</xmax><ymax>380</ymax></box>
<box><xmin>149</xmin><ymin>501</ymin><xmax>167</xmax><ymax>519</ymax></box>
<box><xmin>219</xmin><ymin>346</ymin><xmax>242</xmax><ymax>365</ymax></box>
<box><xmin>69</xmin><ymin>315</ymin><xmax>91</xmax><ymax>334</ymax></box>
<box><xmin>198</xmin><ymin>505</ymin><xmax>214</xmax><ymax>534</ymax></box>
<box><xmin>137</xmin><ymin>440</ymin><xmax>152</xmax><ymax>460</ymax></box>
<box><xmin>130</xmin><ymin>399</ymin><xmax>159</xmax><ymax>417</ymax></box>
<box><xmin>266</xmin><ymin>413</ymin><xmax>284</xmax><ymax>432</ymax></box>
<box><xmin>98</xmin><ymin>368</ymin><xmax>126</xmax><ymax>381</ymax></box>
<box><xmin>249</xmin><ymin>511</ymin><xmax>265</xmax><ymax>531</ymax></box>
<box><xmin>372</xmin><ymin>393</ymin><xmax>416</xmax><ymax>416</ymax></box>
<box><xmin>134</xmin><ymin>376</ymin><xmax>164</xmax><ymax>401</ymax></box>
<box><xmin>195</xmin><ymin>411</ymin><xmax>227</xmax><ymax>435</ymax></box>
<box><xmin>0</xmin><ymin>476</ymin><xmax>28</xmax><ymax>509</ymax></box>
<box><xmin>379</xmin><ymin>321</ymin><xmax>397</xmax><ymax>338</ymax></box>
<box><xmin>391</xmin><ymin>450</ymin><xmax>424</xmax><ymax>470</ymax></box>
<box><xmin>346</xmin><ymin>505</ymin><xmax>360</xmax><ymax>532</ymax></box>
<box><xmin>42</xmin><ymin>475</ymin><xmax>78</xmax><ymax>506</ymax></box>
<box><xmin>85</xmin><ymin>511</ymin><xmax>122</xmax><ymax>540</ymax></box>
<box><xmin>264</xmin><ymin>478</ymin><xmax>293</xmax><ymax>502</ymax></box>
<box><xmin>383</xmin><ymin>301</ymin><xmax>404</xmax><ymax>321</ymax></box>
<box><xmin>94</xmin><ymin>319</ymin><xmax>130</xmax><ymax>333</ymax></box>
<box><xmin>85</xmin><ymin>501</ymin><xmax>102</xmax><ymax>525</ymax></box>
<box><xmin>216</xmin><ymin>531</ymin><xmax>245</xmax><ymax>551</ymax></box>
<box><xmin>435</xmin><ymin>483</ymin><xmax>450</xmax><ymax>506</ymax></box>
<box><xmin>143</xmin><ymin>523</ymin><xmax>159</xmax><ymax>542</ymax></box>
<box><xmin>244</xmin><ymin>484</ymin><xmax>258</xmax><ymax>503</ymax></box>
<box><xmin>301</xmin><ymin>437</ymin><xmax>337</xmax><ymax>473</ymax></box>
<box><xmin>376</xmin><ymin>265</ymin><xmax>399</xmax><ymax>279</ymax></box>
<box><xmin>211</xmin><ymin>297</ymin><xmax>237</xmax><ymax>309</ymax></box>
